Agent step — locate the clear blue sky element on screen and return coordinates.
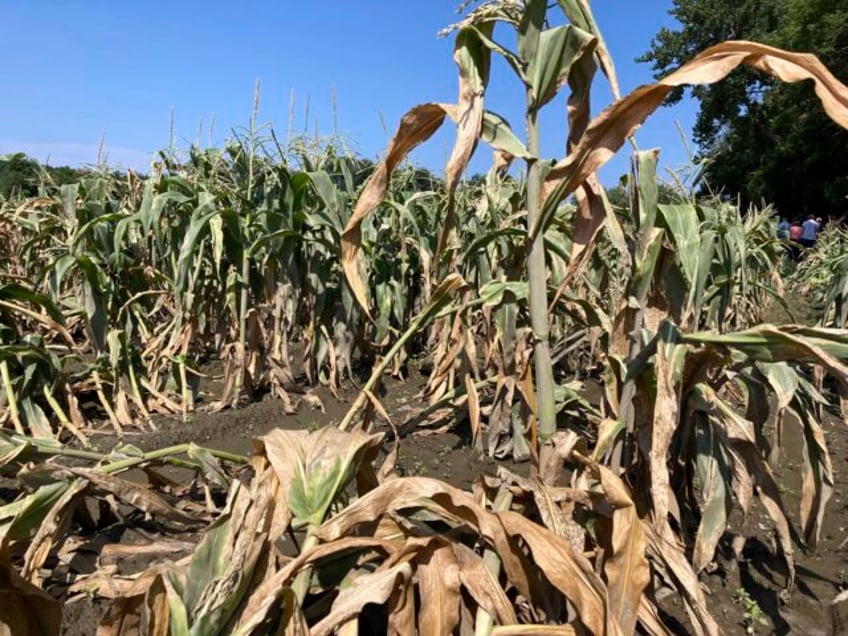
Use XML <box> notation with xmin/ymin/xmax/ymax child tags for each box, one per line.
<box><xmin>1</xmin><ymin>1</ymin><xmax>698</xmax><ymax>186</ymax></box>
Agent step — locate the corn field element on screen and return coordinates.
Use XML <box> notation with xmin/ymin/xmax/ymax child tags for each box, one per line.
<box><xmin>3</xmin><ymin>1</ymin><xmax>848</xmax><ymax>634</ymax></box>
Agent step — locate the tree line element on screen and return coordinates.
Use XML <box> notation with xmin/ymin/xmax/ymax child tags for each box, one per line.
<box><xmin>640</xmin><ymin>0</ymin><xmax>848</xmax><ymax>219</ymax></box>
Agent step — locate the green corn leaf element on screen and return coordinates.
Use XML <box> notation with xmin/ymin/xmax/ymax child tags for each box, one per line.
<box><xmin>70</xmin><ymin>212</ymin><xmax>124</xmax><ymax>251</ymax></box>
<box><xmin>658</xmin><ymin>203</ymin><xmax>701</xmax><ymax>287</ymax></box>
<box><xmin>683</xmin><ymin>324</ymin><xmax>848</xmax><ymax>365</ymax></box>
<box><xmin>175</xmin><ymin>195</ymin><xmax>218</xmax><ymax>293</ymax></box>
<box><xmin>462</xmin><ymin>227</ymin><xmax>524</xmax><ymax>265</ymax></box>
<box><xmin>182</xmin><ymin>507</ymin><xmax>233</xmax><ymax>614</ymax></box>
<box><xmin>529</xmin><ymin>25</ymin><xmax>597</xmax><ymax>110</ymax></box>
<box><xmin>19</xmin><ymin>398</ymin><xmax>53</xmax><ymax>440</ymax></box>
<box><xmin>456</xmin><ymin>22</ymin><xmax>494</xmax><ymax>94</ymax></box>
<box><xmin>557</xmin><ymin>0</ymin><xmax>620</xmax><ymax>97</ymax></box>
<box><xmin>466</xmin><ymin>25</ymin><xmax>525</xmax><ymax>85</ymax></box>
<box><xmin>0</xmin><ymin>283</ymin><xmax>66</xmax><ymax>327</ymax></box>
<box><xmin>691</xmin><ymin>229</ymin><xmax>716</xmax><ymax>325</ymax></box>
<box><xmin>518</xmin><ymin>0</ymin><xmax>546</xmax><ymax>64</ymax></box>
<box><xmin>161</xmin><ymin>572</ymin><xmax>191</xmax><ymax>635</ymax></box>
<box><xmin>1</xmin><ymin>482</ymin><xmax>69</xmax><ymax>542</ymax></box>
<box><xmin>629</xmin><ymin>228</ymin><xmax>664</xmax><ymax>308</ymax></box>
<box><xmin>481</xmin><ymin>111</ymin><xmax>532</xmax><ymax>159</ymax></box>
<box><xmin>692</xmin><ymin>413</ymin><xmax>732</xmax><ymax>572</ymax></box>
<box><xmin>634</xmin><ymin>150</ymin><xmax>659</xmax><ymax>235</ymax></box>
<box><xmin>186</xmin><ymin>443</ymin><xmax>230</xmax><ymax>489</ymax></box>
<box><xmin>756</xmin><ymin>362</ymin><xmax>799</xmax><ymax>412</ymax></box>
<box><xmin>307</xmin><ymin>171</ymin><xmax>344</xmax><ymax>231</ymax></box>
<box><xmin>479</xmin><ymin>280</ymin><xmax>528</xmax><ymax>307</ymax></box>
<box><xmin>275</xmin><ymin>428</ymin><xmax>384</xmax><ymax>529</ymax></box>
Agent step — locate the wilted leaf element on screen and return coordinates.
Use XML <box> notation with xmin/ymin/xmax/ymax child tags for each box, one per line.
<box><xmin>643</xmin><ymin>523</ymin><xmax>720</xmax><ymax>636</ymax></box>
<box><xmin>66</xmin><ymin>467</ymin><xmax>198</xmax><ymax>526</ymax></box>
<box><xmin>311</xmin><ymin>563</ymin><xmax>412</xmax><ymax>636</ymax></box>
<box><xmin>0</xmin><ymin>546</ymin><xmax>62</xmax><ymax>636</ymax></box>
<box><xmin>452</xmin><ymin>542</ymin><xmax>518</xmax><ymax>626</ymax></box>
<box><xmin>1</xmin><ymin>481</ymin><xmax>69</xmax><ymax>542</ymax></box>
<box><xmin>595</xmin><ymin>466</ymin><xmax>650</xmax><ymax>635</ymax></box>
<box><xmin>481</xmin><ymin>111</ymin><xmax>531</xmax><ymax>158</ymax></box>
<box><xmin>341</xmin><ymin>104</ymin><xmax>448</xmax><ymax>315</ymax></box>
<box><xmin>96</xmin><ymin>596</ymin><xmax>143</xmax><ymax>636</ymax></box>
<box><xmin>258</xmin><ymin>427</ymin><xmax>382</xmax><ymax>529</ymax></box>
<box><xmin>794</xmin><ymin>403</ymin><xmax>834</xmax><ymax>549</ymax></box>
<box><xmin>417</xmin><ymin>543</ymin><xmax>461</xmax><ymax>636</ymax></box>
<box><xmin>537</xmin><ymin>41</ymin><xmax>848</xmax><ymax>236</ymax></box>
<box><xmin>692</xmin><ymin>418</ymin><xmax>732</xmax><ymax>573</ymax></box>
<box><xmin>528</xmin><ymin>25</ymin><xmax>596</xmax><ymax>110</ymax></box>
<box><xmin>280</xmin><ymin>588</ymin><xmax>309</xmax><ymax>636</ymax></box>
<box><xmin>649</xmin><ymin>322</ymin><xmax>681</xmax><ymax>539</ymax></box>
<box><xmin>316</xmin><ymin>476</ymin><xmax>617</xmax><ymax>635</ymax></box>
<box><xmin>21</xmin><ymin>478</ymin><xmax>87</xmax><ymax>583</ymax></box>
<box><xmin>658</xmin><ymin>203</ymin><xmax>701</xmax><ymax>289</ymax></box>
<box><xmin>492</xmin><ymin>626</ymin><xmax>577</xmax><ymax>635</ymax></box>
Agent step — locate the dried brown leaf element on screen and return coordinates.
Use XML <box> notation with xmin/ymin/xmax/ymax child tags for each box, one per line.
<box><xmin>99</xmin><ymin>539</ymin><xmax>197</xmax><ymax>565</ymax></box>
<box><xmin>0</xmin><ymin>546</ymin><xmax>62</xmax><ymax>636</ymax></box>
<box><xmin>539</xmin><ymin>41</ymin><xmax>848</xmax><ymax>233</ymax></box>
<box><xmin>341</xmin><ymin>104</ymin><xmax>448</xmax><ymax>315</ymax></box>
<box><xmin>649</xmin><ymin>330</ymin><xmax>680</xmax><ymax>540</ymax></box>
<box><xmin>637</xmin><ymin>594</ymin><xmax>674</xmax><ymax>636</ymax></box>
<box><xmin>452</xmin><ymin>542</ymin><xmax>518</xmax><ymax>626</ymax></box>
<box><xmin>311</xmin><ymin>562</ymin><xmax>412</xmax><ymax>636</ymax></box>
<box><xmin>234</xmin><ymin>536</ymin><xmax>399</xmax><ymax>633</ymax></box>
<box><xmin>66</xmin><ymin>468</ymin><xmax>198</xmax><ymax>526</ymax></box>
<box><xmin>596</xmin><ymin>466</ymin><xmax>650</xmax><ymax>635</ymax></box>
<box><xmin>387</xmin><ymin>567</ymin><xmax>416</xmax><ymax>636</ymax></box>
<box><xmin>417</xmin><ymin>543</ymin><xmax>461</xmax><ymax>636</ymax></box>
<box><xmin>435</xmin><ymin>24</ymin><xmax>490</xmax><ymax>263</ymax></box>
<box><xmin>491</xmin><ymin>627</ymin><xmax>577</xmax><ymax>635</ymax></box>
<box><xmin>643</xmin><ymin>522</ymin><xmax>719</xmax><ymax>636</ymax></box>
<box><xmin>799</xmin><ymin>412</ymin><xmax>834</xmax><ymax>549</ymax></box>
<box><xmin>465</xmin><ymin>374</ymin><xmax>482</xmax><ymax>452</ymax></box>
<box><xmin>96</xmin><ymin>597</ymin><xmax>143</xmax><ymax>636</ymax></box>
<box><xmin>280</xmin><ymin>588</ymin><xmax>309</xmax><ymax>636</ymax></box>
<box><xmin>316</xmin><ymin>476</ymin><xmax>617</xmax><ymax>635</ymax></box>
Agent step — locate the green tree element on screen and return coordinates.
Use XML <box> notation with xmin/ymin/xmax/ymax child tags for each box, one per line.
<box><xmin>0</xmin><ymin>153</ymin><xmax>41</xmax><ymax>198</ymax></box>
<box><xmin>640</xmin><ymin>0</ymin><xmax>848</xmax><ymax>218</ymax></box>
<box><xmin>0</xmin><ymin>153</ymin><xmax>86</xmax><ymax>198</ymax></box>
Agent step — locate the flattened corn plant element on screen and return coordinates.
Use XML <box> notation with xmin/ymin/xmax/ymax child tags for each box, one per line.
<box><xmin>2</xmin><ymin>0</ymin><xmax>848</xmax><ymax>633</ymax></box>
<box><xmin>333</xmin><ymin>0</ymin><xmax>848</xmax><ymax>632</ymax></box>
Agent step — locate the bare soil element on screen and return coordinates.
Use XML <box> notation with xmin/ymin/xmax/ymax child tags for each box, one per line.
<box><xmin>54</xmin><ymin>366</ymin><xmax>848</xmax><ymax>635</ymax></box>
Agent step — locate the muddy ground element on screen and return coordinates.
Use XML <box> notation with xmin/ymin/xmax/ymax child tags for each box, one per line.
<box><xmin>46</xmin><ymin>363</ymin><xmax>848</xmax><ymax>635</ymax></box>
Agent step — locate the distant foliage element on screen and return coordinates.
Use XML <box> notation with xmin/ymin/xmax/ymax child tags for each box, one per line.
<box><xmin>640</xmin><ymin>0</ymin><xmax>848</xmax><ymax>218</ymax></box>
<box><xmin>0</xmin><ymin>153</ymin><xmax>86</xmax><ymax>198</ymax></box>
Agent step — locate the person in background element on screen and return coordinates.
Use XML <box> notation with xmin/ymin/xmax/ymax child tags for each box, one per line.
<box><xmin>777</xmin><ymin>217</ymin><xmax>790</xmax><ymax>239</ymax></box>
<box><xmin>801</xmin><ymin>214</ymin><xmax>820</xmax><ymax>249</ymax></box>
<box><xmin>789</xmin><ymin>219</ymin><xmax>803</xmax><ymax>242</ymax></box>
<box><xmin>789</xmin><ymin>219</ymin><xmax>804</xmax><ymax>261</ymax></box>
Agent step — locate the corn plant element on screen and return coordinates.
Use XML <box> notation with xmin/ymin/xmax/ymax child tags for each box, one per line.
<box><xmin>335</xmin><ymin>1</ymin><xmax>848</xmax><ymax>632</ymax></box>
<box><xmin>0</xmin><ymin>133</ymin><xmax>447</xmax><ymax>437</ymax></box>
<box><xmin>84</xmin><ymin>426</ymin><xmax>643</xmax><ymax>635</ymax></box>
<box><xmin>791</xmin><ymin>223</ymin><xmax>848</xmax><ymax>328</ymax></box>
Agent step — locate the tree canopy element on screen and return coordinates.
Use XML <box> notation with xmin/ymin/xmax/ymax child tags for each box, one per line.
<box><xmin>0</xmin><ymin>153</ymin><xmax>84</xmax><ymax>198</ymax></box>
<box><xmin>640</xmin><ymin>0</ymin><xmax>848</xmax><ymax>219</ymax></box>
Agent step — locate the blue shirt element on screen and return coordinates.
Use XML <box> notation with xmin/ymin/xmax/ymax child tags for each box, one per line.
<box><xmin>801</xmin><ymin>219</ymin><xmax>819</xmax><ymax>241</ymax></box>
